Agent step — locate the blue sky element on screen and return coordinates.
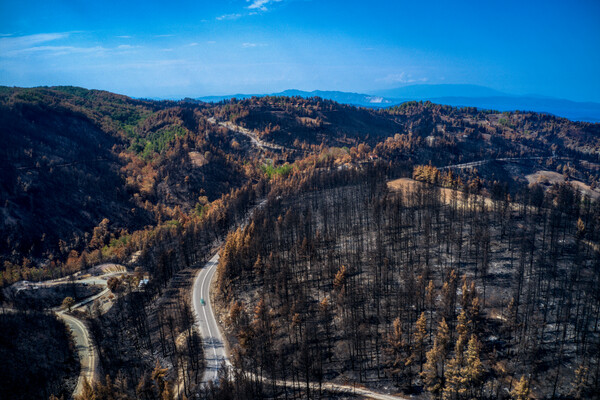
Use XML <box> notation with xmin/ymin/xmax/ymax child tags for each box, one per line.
<box><xmin>1</xmin><ymin>0</ymin><xmax>599</xmax><ymax>101</ymax></box>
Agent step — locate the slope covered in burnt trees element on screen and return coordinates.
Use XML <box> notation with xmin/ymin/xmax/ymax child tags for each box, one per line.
<box><xmin>209</xmin><ymin>96</ymin><xmax>600</xmax><ymax>158</ymax></box>
<box><xmin>2</xmin><ymin>86</ymin><xmax>600</xmax><ymax>399</ymax></box>
<box><xmin>2</xmin><ymin>86</ymin><xmax>600</xmax><ymax>286</ymax></box>
<box><xmin>0</xmin><ymin>87</ymin><xmax>250</xmax><ymax>281</ymax></box>
<box><xmin>215</xmin><ymin>167</ymin><xmax>600</xmax><ymax>399</ymax></box>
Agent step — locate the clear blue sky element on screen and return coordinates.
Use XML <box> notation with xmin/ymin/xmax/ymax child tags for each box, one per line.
<box><xmin>1</xmin><ymin>0</ymin><xmax>599</xmax><ymax>101</ymax></box>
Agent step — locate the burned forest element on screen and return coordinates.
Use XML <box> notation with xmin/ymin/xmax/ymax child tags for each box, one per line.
<box><xmin>216</xmin><ymin>167</ymin><xmax>600</xmax><ymax>399</ymax></box>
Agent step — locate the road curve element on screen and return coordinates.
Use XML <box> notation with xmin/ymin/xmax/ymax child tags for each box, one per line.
<box><xmin>48</xmin><ymin>270</ymin><xmax>125</xmax><ymax>397</ymax></box>
<box><xmin>58</xmin><ymin>273</ymin><xmax>128</xmax><ymax>397</ymax></box>
<box><xmin>57</xmin><ymin>286</ymin><xmax>117</xmax><ymax>398</ymax></box>
<box><xmin>192</xmin><ymin>252</ymin><xmax>230</xmax><ymax>384</ymax></box>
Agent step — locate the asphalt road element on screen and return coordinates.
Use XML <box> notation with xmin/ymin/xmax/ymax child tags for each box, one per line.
<box><xmin>11</xmin><ymin>267</ymin><xmax>127</xmax><ymax>398</ymax></box>
<box><xmin>57</xmin><ymin>311</ymin><xmax>97</xmax><ymax>395</ymax></box>
<box><xmin>192</xmin><ymin>252</ymin><xmax>230</xmax><ymax>384</ymax></box>
<box><xmin>190</xmin><ymin>252</ymin><xmax>409</xmax><ymax>399</ymax></box>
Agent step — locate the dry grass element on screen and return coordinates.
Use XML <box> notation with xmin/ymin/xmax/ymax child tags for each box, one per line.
<box><xmin>387</xmin><ymin>178</ymin><xmax>496</xmax><ymax>208</ymax></box>
<box><xmin>188</xmin><ymin>151</ymin><xmax>208</xmax><ymax>167</ymax></box>
<box><xmin>526</xmin><ymin>170</ymin><xmax>600</xmax><ymax>200</ymax></box>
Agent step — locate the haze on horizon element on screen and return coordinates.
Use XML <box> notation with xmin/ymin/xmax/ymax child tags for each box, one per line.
<box><xmin>1</xmin><ymin>0</ymin><xmax>599</xmax><ymax>102</ymax></box>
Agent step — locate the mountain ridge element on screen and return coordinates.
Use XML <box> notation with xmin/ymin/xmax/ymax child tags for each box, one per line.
<box><xmin>195</xmin><ymin>84</ymin><xmax>600</xmax><ymax>122</ymax></box>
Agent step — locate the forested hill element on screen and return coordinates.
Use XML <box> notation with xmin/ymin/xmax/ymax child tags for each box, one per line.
<box><xmin>213</xmin><ymin>95</ymin><xmax>600</xmax><ymax>152</ymax></box>
<box><xmin>0</xmin><ymin>86</ymin><xmax>248</xmax><ymax>279</ymax></box>
<box><xmin>1</xmin><ymin>86</ymin><xmax>600</xmax><ymax>284</ymax></box>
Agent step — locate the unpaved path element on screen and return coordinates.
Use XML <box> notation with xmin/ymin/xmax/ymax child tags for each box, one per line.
<box><xmin>207</xmin><ymin>117</ymin><xmax>285</xmax><ymax>151</ymax></box>
<box><xmin>440</xmin><ymin>156</ymin><xmax>570</xmax><ymax>170</ymax></box>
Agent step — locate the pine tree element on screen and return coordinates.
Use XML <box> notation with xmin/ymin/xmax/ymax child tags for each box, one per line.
<box><xmin>443</xmin><ymin>313</ymin><xmax>469</xmax><ymax>400</ymax></box>
<box><xmin>423</xmin><ymin>340</ymin><xmax>444</xmax><ymax>398</ymax></box>
<box><xmin>576</xmin><ymin>217</ymin><xmax>586</xmax><ymax>240</ymax></box>
<box><xmin>460</xmin><ymin>276</ymin><xmax>473</xmax><ymax>311</ymax></box>
<box><xmin>437</xmin><ymin>318</ymin><xmax>451</xmax><ymax>357</ymax></box>
<box><xmin>425</xmin><ymin>280</ymin><xmax>436</xmax><ymax>341</ymax></box>
<box><xmin>408</xmin><ymin>312</ymin><xmax>427</xmax><ymax>372</ymax></box>
<box><xmin>333</xmin><ymin>265</ymin><xmax>347</xmax><ymax>291</ymax></box>
<box><xmin>467</xmin><ymin>296</ymin><xmax>481</xmax><ymax>334</ymax></box>
<box><xmin>456</xmin><ymin>310</ymin><xmax>468</xmax><ymax>341</ymax></box>
<box><xmin>570</xmin><ymin>364</ymin><xmax>589</xmax><ymax>399</ymax></box>
<box><xmin>151</xmin><ymin>360</ymin><xmax>169</xmax><ymax>396</ymax></box>
<box><xmin>136</xmin><ymin>373</ymin><xmax>154</xmax><ymax>400</ymax></box>
<box><xmin>441</xmin><ymin>270</ymin><xmax>458</xmax><ymax>324</ymax></box>
<box><xmin>505</xmin><ymin>297</ymin><xmax>518</xmax><ymax>333</ymax></box>
<box><xmin>460</xmin><ymin>277</ymin><xmax>481</xmax><ymax>334</ymax></box>
<box><xmin>422</xmin><ymin>318</ymin><xmax>451</xmax><ymax>398</ymax></box>
<box><xmin>510</xmin><ymin>375</ymin><xmax>530</xmax><ymax>400</ymax></box>
<box><xmin>443</xmin><ymin>351</ymin><xmax>463</xmax><ymax>400</ymax></box>
<box><xmin>461</xmin><ymin>335</ymin><xmax>484</xmax><ymax>398</ymax></box>
<box><xmin>161</xmin><ymin>381</ymin><xmax>174</xmax><ymax>400</ymax></box>
<box><xmin>386</xmin><ymin>317</ymin><xmax>407</xmax><ymax>382</ymax></box>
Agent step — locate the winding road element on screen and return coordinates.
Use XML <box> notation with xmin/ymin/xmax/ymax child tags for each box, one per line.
<box><xmin>56</xmin><ymin>271</ymin><xmax>126</xmax><ymax>397</ymax></box>
<box><xmin>12</xmin><ymin>266</ymin><xmax>127</xmax><ymax>398</ymax></box>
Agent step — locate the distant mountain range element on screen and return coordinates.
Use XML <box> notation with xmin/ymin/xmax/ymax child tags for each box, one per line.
<box><xmin>195</xmin><ymin>89</ymin><xmax>395</xmax><ymax>106</ymax></box>
<box><xmin>195</xmin><ymin>84</ymin><xmax>600</xmax><ymax>123</ymax></box>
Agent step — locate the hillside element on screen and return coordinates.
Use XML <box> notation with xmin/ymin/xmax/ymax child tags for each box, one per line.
<box><xmin>211</xmin><ymin>96</ymin><xmax>600</xmax><ymax>177</ymax></box>
<box><xmin>2</xmin><ymin>87</ymin><xmax>600</xmax><ymax>279</ymax></box>
<box><xmin>215</xmin><ymin>167</ymin><xmax>600</xmax><ymax>399</ymax></box>
<box><xmin>0</xmin><ymin>87</ymin><xmax>251</xmax><ymax>281</ymax></box>
<box><xmin>2</xmin><ymin>86</ymin><xmax>600</xmax><ymax>399</ymax></box>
